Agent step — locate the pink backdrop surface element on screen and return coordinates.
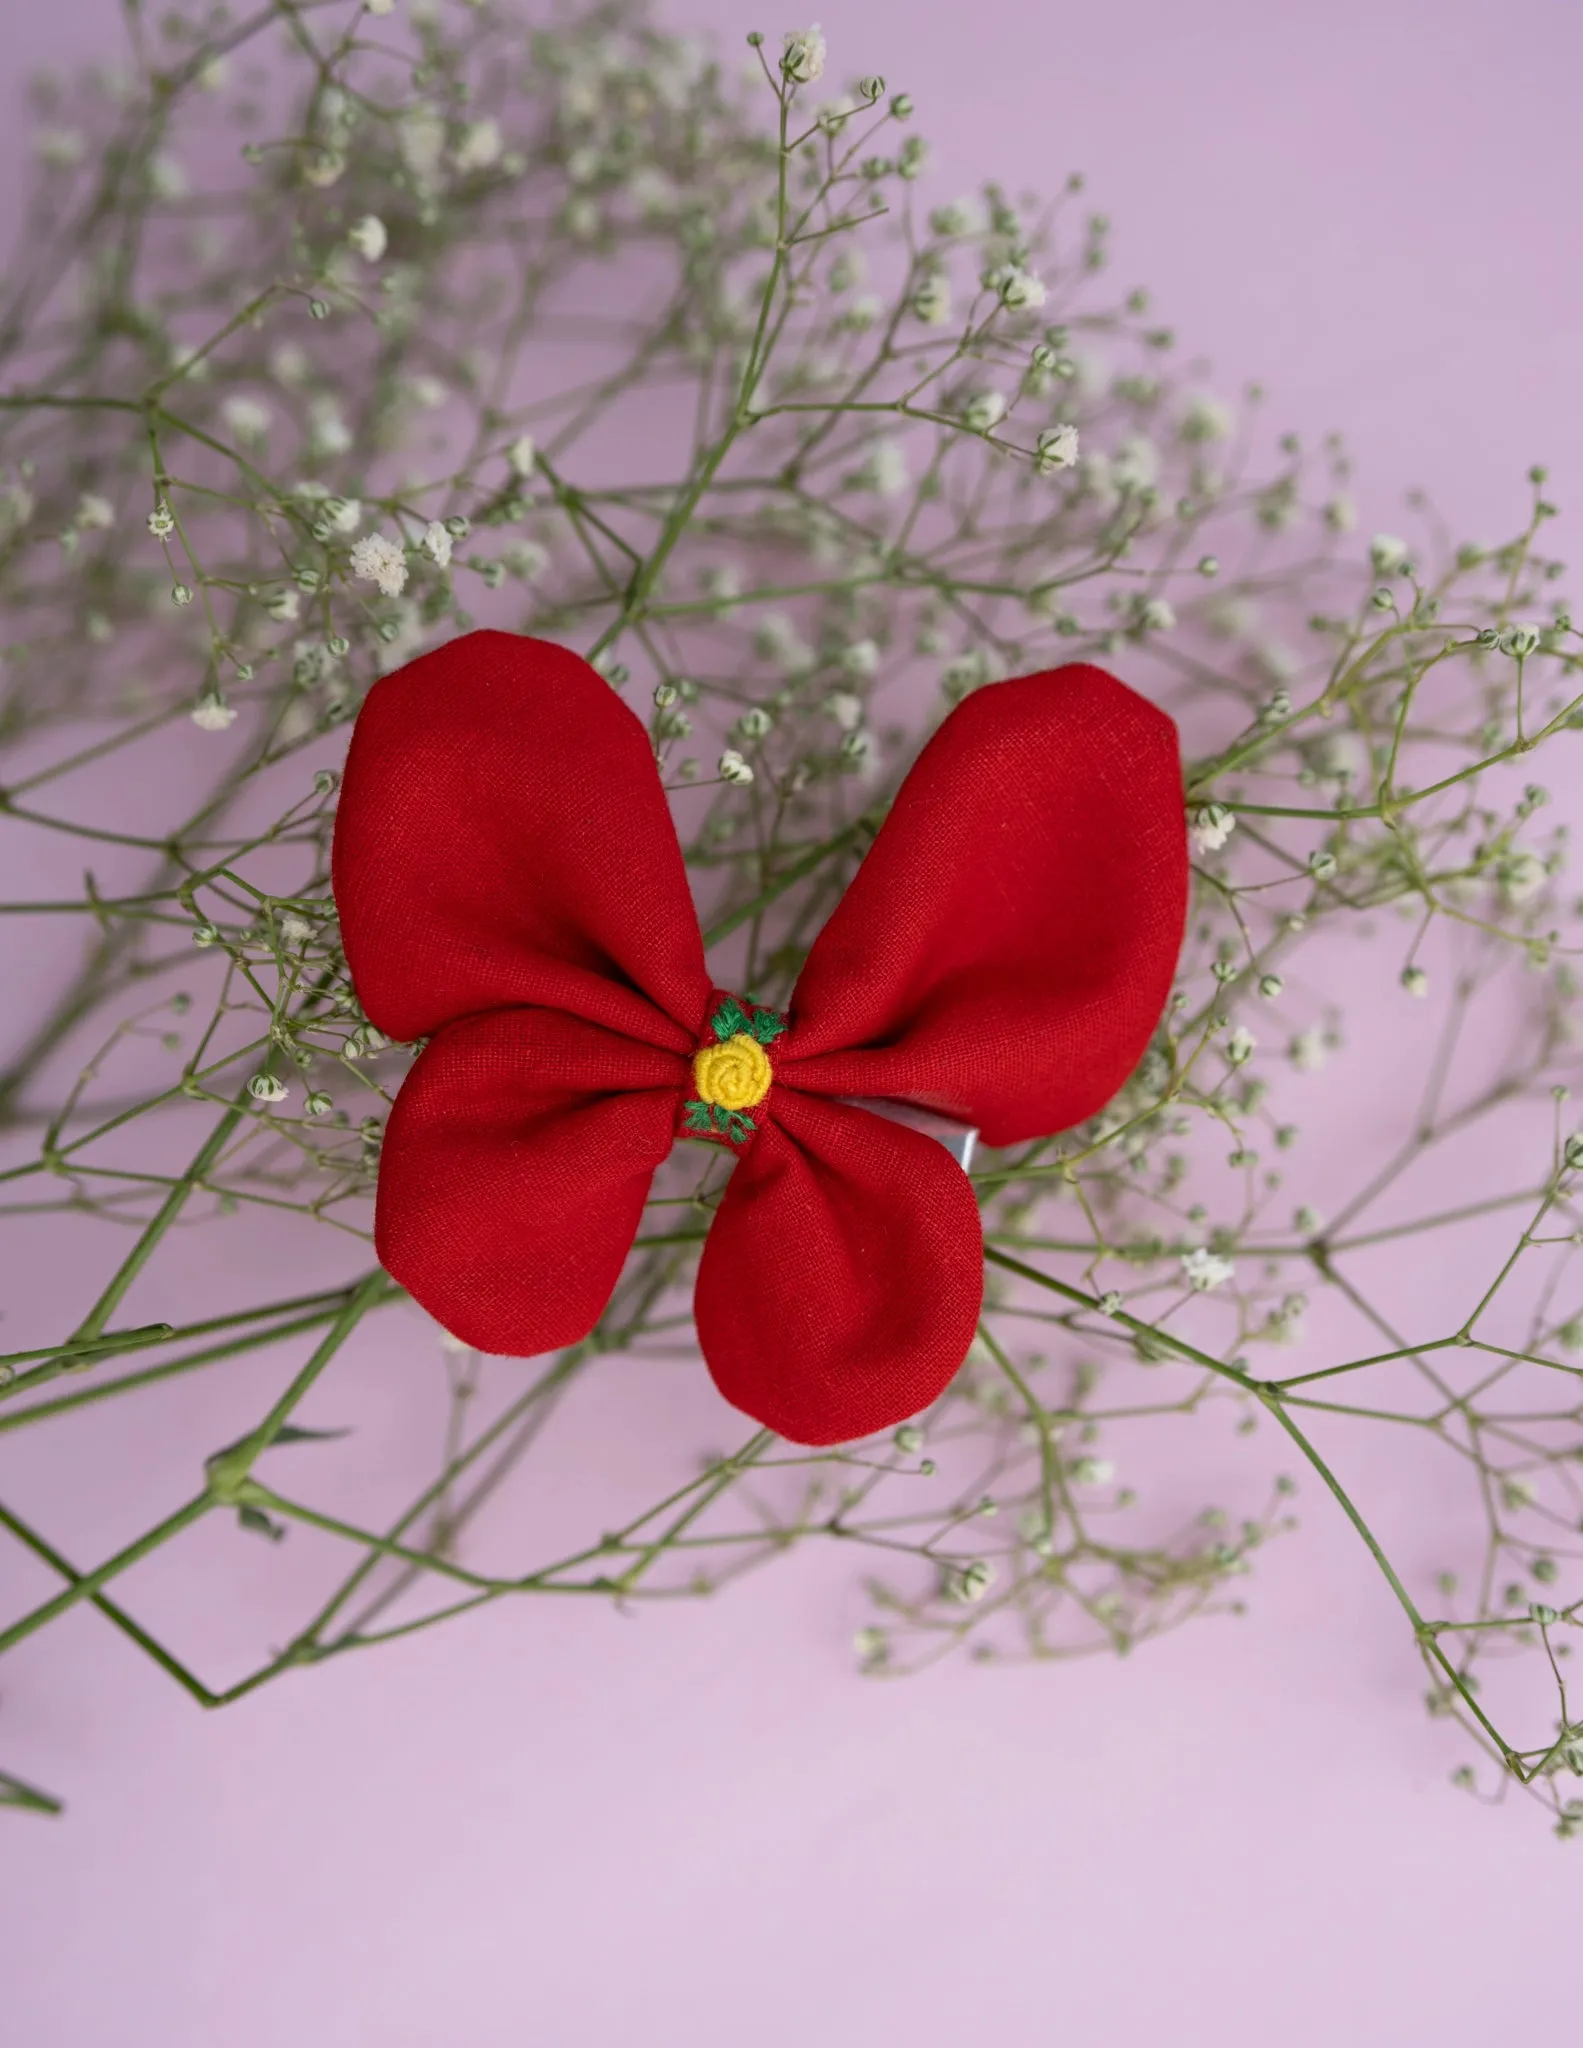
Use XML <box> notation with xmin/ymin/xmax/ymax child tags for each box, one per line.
<box><xmin>5</xmin><ymin>2</ymin><xmax>1583</xmax><ymax>2042</ymax></box>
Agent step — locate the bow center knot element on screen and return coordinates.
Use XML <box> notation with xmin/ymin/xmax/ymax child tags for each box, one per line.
<box><xmin>680</xmin><ymin>991</ymin><xmax>787</xmax><ymax>1148</ymax></box>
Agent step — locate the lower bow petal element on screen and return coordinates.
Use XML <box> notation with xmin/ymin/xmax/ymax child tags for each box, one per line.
<box><xmin>376</xmin><ymin>1007</ymin><xmax>687</xmax><ymax>1355</ymax></box>
<box><xmin>693</xmin><ymin>1089</ymin><xmax>984</xmax><ymax>1445</ymax></box>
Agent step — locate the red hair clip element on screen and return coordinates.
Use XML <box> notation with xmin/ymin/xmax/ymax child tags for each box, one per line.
<box><xmin>331</xmin><ymin>631</ymin><xmax>1187</xmax><ymax>1444</ymax></box>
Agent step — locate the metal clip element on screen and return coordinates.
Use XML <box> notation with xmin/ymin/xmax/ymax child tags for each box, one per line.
<box><xmin>841</xmin><ymin>1098</ymin><xmax>978</xmax><ymax>1172</ymax></box>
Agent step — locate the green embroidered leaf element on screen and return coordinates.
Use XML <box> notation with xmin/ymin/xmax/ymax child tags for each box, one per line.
<box><xmin>725</xmin><ymin>1111</ymin><xmax>756</xmax><ymax>1143</ymax></box>
<box><xmin>682</xmin><ymin>1100</ymin><xmax>715</xmax><ymax>1134</ymax></box>
<box><xmin>710</xmin><ymin>996</ymin><xmax>751</xmax><ymax>1041</ymax></box>
<box><xmin>748</xmin><ymin>1007</ymin><xmax>786</xmax><ymax>1044</ymax></box>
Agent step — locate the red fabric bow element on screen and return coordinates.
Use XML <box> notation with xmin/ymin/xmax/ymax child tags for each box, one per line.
<box><xmin>331</xmin><ymin>631</ymin><xmax>1187</xmax><ymax>1445</ymax></box>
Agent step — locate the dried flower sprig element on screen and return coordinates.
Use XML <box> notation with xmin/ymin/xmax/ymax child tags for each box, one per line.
<box><xmin>2</xmin><ymin>0</ymin><xmax>1582</xmax><ymax>1833</ymax></box>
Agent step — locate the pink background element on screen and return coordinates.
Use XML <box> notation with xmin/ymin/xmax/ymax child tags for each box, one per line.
<box><xmin>5</xmin><ymin>2</ymin><xmax>1583</xmax><ymax>2041</ymax></box>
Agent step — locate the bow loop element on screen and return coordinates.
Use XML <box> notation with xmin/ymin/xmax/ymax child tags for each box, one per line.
<box><xmin>332</xmin><ymin>630</ymin><xmax>710</xmax><ymax>1052</ymax></box>
<box><xmin>695</xmin><ymin>1089</ymin><xmax>985</xmax><ymax>1446</ymax></box>
<box><xmin>776</xmin><ymin>664</ymin><xmax>1188</xmax><ymax>1146</ymax></box>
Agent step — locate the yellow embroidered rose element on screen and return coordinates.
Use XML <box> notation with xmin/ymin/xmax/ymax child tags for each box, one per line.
<box><xmin>693</xmin><ymin>1031</ymin><xmax>773</xmax><ymax>1112</ymax></box>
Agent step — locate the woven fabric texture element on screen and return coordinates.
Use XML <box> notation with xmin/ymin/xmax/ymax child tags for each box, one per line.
<box><xmin>331</xmin><ymin>630</ymin><xmax>1187</xmax><ymax>1445</ymax></box>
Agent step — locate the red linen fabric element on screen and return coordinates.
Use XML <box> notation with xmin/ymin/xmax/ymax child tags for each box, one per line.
<box><xmin>332</xmin><ymin>630</ymin><xmax>1187</xmax><ymax>1445</ymax></box>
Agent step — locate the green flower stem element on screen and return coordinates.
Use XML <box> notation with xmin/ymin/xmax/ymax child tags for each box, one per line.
<box><xmin>0</xmin><ymin>1491</ymin><xmax>213</xmax><ymax>1660</ymax></box>
<box><xmin>0</xmin><ymin>1280</ymin><xmax>399</xmax><ymax>1433</ymax></box>
<box><xmin>0</xmin><ymin>1497</ymin><xmax>218</xmax><ymax>1706</ymax></box>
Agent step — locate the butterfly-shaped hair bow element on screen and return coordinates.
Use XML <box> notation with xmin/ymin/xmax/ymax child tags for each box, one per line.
<box><xmin>331</xmin><ymin>631</ymin><xmax>1187</xmax><ymax>1444</ymax></box>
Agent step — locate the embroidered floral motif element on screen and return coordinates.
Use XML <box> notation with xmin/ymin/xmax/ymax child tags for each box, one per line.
<box><xmin>682</xmin><ymin>994</ymin><xmax>786</xmax><ymax>1147</ymax></box>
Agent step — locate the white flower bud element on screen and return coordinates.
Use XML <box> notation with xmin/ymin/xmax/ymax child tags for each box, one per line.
<box><xmin>961</xmin><ymin>389</ymin><xmax>1007</xmax><ymax>434</ymax></box>
<box><xmin>986</xmin><ymin>263</ymin><xmax>1046</xmax><ymax>310</ymax></box>
<box><xmin>945</xmin><ymin>1558</ymin><xmax>994</xmax><ymax>1603</ymax></box>
<box><xmin>1370</xmin><ymin>533</ymin><xmax>1409</xmax><ymax>575</ymax></box>
<box><xmin>911</xmin><ymin>274</ymin><xmax>952</xmax><ymax>325</ymax></box>
<box><xmin>191</xmin><ymin>694</ymin><xmax>237</xmax><ymax>732</ymax></box>
<box><xmin>1035</xmin><ymin>423</ymin><xmax>1079</xmax><ymax>473</ymax></box>
<box><xmin>347</xmin><ymin>214</ymin><xmax>388</xmax><ymax>262</ymax></box>
<box><xmin>1181</xmin><ymin>1246</ymin><xmax>1235</xmax><ymax>1292</ymax></box>
<box><xmin>1189</xmin><ymin>803</ymin><xmax>1235</xmax><ymax>854</ymax></box>
<box><xmin>781</xmin><ymin>26</ymin><xmax>827</xmax><ymax>84</ymax></box>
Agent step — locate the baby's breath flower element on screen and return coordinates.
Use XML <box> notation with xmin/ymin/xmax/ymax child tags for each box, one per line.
<box><xmin>1112</xmin><ymin>435</ymin><xmax>1160</xmax><ymax>493</ymax></box>
<box><xmin>945</xmin><ymin>1558</ymin><xmax>994</xmax><ymax>1603</ymax></box>
<box><xmin>1181</xmin><ymin>394</ymin><xmax>1233</xmax><ymax>443</ymax></box>
<box><xmin>399</xmin><ymin>107</ymin><xmax>446</xmax><ymax>181</ymax></box>
<box><xmin>718</xmin><ymin>748</ymin><xmax>754</xmax><ymax>785</ymax></box>
<box><xmin>36</xmin><ymin>128</ymin><xmax>87</xmax><ymax>169</ymax></box>
<box><xmin>149</xmin><ymin>152</ymin><xmax>189</xmax><ymax>199</ymax></box>
<box><xmin>987</xmin><ymin>263</ymin><xmax>1046</xmax><ymax>310</ymax></box>
<box><xmin>1500</xmin><ymin>851</ymin><xmax>1546</xmax><ymax>903</ymax></box>
<box><xmin>147</xmin><ymin>502</ymin><xmax>175</xmax><ymax>539</ymax></box>
<box><xmin>1226</xmin><ymin>1025</ymin><xmax>1255</xmax><ymax>1066</ymax></box>
<box><xmin>191</xmin><ymin>693</ymin><xmax>237</xmax><ymax>732</ymax></box>
<box><xmin>910</xmin><ymin>273</ymin><xmax>952</xmax><ymax>326</ymax></box>
<box><xmin>1324</xmin><ymin>494</ymin><xmax>1356</xmax><ymax>532</ymax></box>
<box><xmin>248</xmin><ymin>1073</ymin><xmax>289</xmax><ymax>1104</ymax></box>
<box><xmin>931</xmin><ymin>197</ymin><xmax>983</xmax><ymax>239</ymax></box>
<box><xmin>1136</xmin><ymin>596</ymin><xmax>1176</xmax><ymax>633</ymax></box>
<box><xmin>347</xmin><ymin>214</ymin><xmax>388</xmax><ymax>262</ymax></box>
<box><xmin>838</xmin><ymin>638</ymin><xmax>879</xmax><ymax>678</ymax></box>
<box><xmin>301</xmin><ymin>149</ymin><xmax>346</xmax><ymax>190</ymax></box>
<box><xmin>1401</xmin><ymin>965</ymin><xmax>1430</xmax><ymax>998</ymax></box>
<box><xmin>849</xmin><ymin>438</ymin><xmax>909</xmax><ymax>496</ymax></box>
<box><xmin>221</xmin><ymin>395</ymin><xmax>271</xmax><ymax>443</ymax></box>
<box><xmin>1182</xmin><ymin>1246</ymin><xmax>1235</xmax><ymax>1292</ymax></box>
<box><xmin>422</xmin><ymin>520</ymin><xmax>453</xmax><ymax>568</ymax></box>
<box><xmin>454</xmin><ymin>118</ymin><xmax>503</xmax><ymax>173</ymax></box>
<box><xmin>366</xmin><ymin>0</ymin><xmax>395</xmax><ymax>15</ymax></box>
<box><xmin>824</xmin><ymin>689</ymin><xmax>863</xmax><ymax>731</ymax></box>
<box><xmin>75</xmin><ymin>493</ymin><xmax>115</xmax><ymax>530</ymax></box>
<box><xmin>506</xmin><ymin>433</ymin><xmax>537</xmax><ymax>479</ymax></box>
<box><xmin>1370</xmin><ymin>533</ymin><xmax>1409</xmax><ymax>575</ymax></box>
<box><xmin>781</xmin><ymin>25</ymin><xmax>827</xmax><ymax>84</ymax></box>
<box><xmin>1035</xmin><ymin>423</ymin><xmax>1079</xmax><ymax>473</ymax></box>
<box><xmin>308</xmin><ymin>399</ymin><xmax>353</xmax><ymax>457</ymax></box>
<box><xmin>1189</xmin><ymin>803</ymin><xmax>1236</xmax><ymax>855</ymax></box>
<box><xmin>501</xmin><ymin>540</ymin><xmax>548</xmax><ymax>581</ymax></box>
<box><xmin>962</xmin><ymin>388</ymin><xmax>1007</xmax><ymax>434</ymax></box>
<box><xmin>1289</xmin><ymin>1029</ymin><xmax>1327</xmax><ymax>1073</ymax></box>
<box><xmin>350</xmin><ymin>532</ymin><xmax>409</xmax><ymax>598</ymax></box>
<box><xmin>265</xmin><ymin>589</ymin><xmax>300</xmax><ymax>622</ymax></box>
